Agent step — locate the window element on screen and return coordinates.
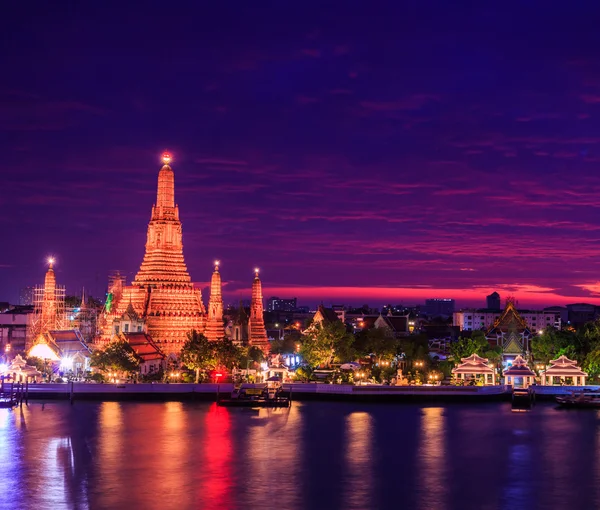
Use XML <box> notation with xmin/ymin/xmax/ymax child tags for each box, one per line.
<box><xmin>124</xmin><ymin>323</ymin><xmax>129</xmax><ymax>333</ymax></box>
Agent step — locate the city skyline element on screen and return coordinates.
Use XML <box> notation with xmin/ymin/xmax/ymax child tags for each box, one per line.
<box><xmin>4</xmin><ymin>2</ymin><xmax>600</xmax><ymax>308</ymax></box>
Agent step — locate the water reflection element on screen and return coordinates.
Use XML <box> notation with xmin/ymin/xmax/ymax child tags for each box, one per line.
<box><xmin>1</xmin><ymin>402</ymin><xmax>600</xmax><ymax>509</ymax></box>
<box><xmin>200</xmin><ymin>403</ymin><xmax>233</xmax><ymax>509</ymax></box>
<box><xmin>417</xmin><ymin>407</ymin><xmax>447</xmax><ymax>510</ymax></box>
<box><xmin>343</xmin><ymin>412</ymin><xmax>373</xmax><ymax>509</ymax></box>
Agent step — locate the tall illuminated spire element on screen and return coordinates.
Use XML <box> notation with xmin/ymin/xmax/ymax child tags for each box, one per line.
<box><xmin>205</xmin><ymin>261</ymin><xmax>225</xmax><ymax>341</ymax></box>
<box><xmin>156</xmin><ymin>152</ymin><xmax>175</xmax><ymax>209</ymax></box>
<box><xmin>248</xmin><ymin>268</ymin><xmax>269</xmax><ymax>350</ymax></box>
<box><xmin>133</xmin><ymin>154</ymin><xmax>194</xmax><ymax>286</ymax></box>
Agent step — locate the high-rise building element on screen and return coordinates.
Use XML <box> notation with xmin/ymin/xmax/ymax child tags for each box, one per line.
<box><xmin>267</xmin><ymin>296</ymin><xmax>297</xmax><ymax>312</ymax></box>
<box><xmin>100</xmin><ymin>154</ymin><xmax>205</xmax><ymax>355</ymax></box>
<box><xmin>486</xmin><ymin>292</ymin><xmax>501</xmax><ymax>310</ymax></box>
<box><xmin>422</xmin><ymin>298</ymin><xmax>455</xmax><ymax>318</ymax></box>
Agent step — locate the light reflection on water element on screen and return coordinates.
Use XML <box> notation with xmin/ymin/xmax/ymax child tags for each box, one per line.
<box><xmin>0</xmin><ymin>402</ymin><xmax>600</xmax><ymax>510</ymax></box>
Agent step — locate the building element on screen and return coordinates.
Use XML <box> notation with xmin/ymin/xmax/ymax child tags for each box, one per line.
<box><xmin>486</xmin><ymin>292</ymin><xmax>501</xmax><ymax>310</ymax></box>
<box><xmin>422</xmin><ymin>298</ymin><xmax>455</xmax><ymax>318</ymax></box>
<box><xmin>485</xmin><ymin>300</ymin><xmax>533</xmax><ymax>361</ymax></box>
<box><xmin>454</xmin><ymin>306</ymin><xmax>560</xmax><ymax>332</ymax></box>
<box><xmin>565</xmin><ymin>303</ymin><xmax>599</xmax><ymax>328</ymax></box>
<box><xmin>267</xmin><ymin>297</ymin><xmax>297</xmax><ymax>312</ymax></box>
<box><xmin>0</xmin><ymin>306</ymin><xmax>33</xmax><ymax>358</ymax></box>
<box><xmin>100</xmin><ymin>154</ymin><xmax>206</xmax><ymax>355</ymax></box>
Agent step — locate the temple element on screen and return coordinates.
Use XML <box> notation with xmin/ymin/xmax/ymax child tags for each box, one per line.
<box><xmin>486</xmin><ymin>298</ymin><xmax>532</xmax><ymax>362</ymax></box>
<box><xmin>30</xmin><ymin>259</ymin><xmax>66</xmax><ymax>343</ymax></box>
<box><xmin>247</xmin><ymin>269</ymin><xmax>269</xmax><ymax>350</ymax></box>
<box><xmin>101</xmin><ymin>154</ymin><xmax>205</xmax><ymax>355</ymax></box>
<box><xmin>204</xmin><ymin>261</ymin><xmax>225</xmax><ymax>341</ymax></box>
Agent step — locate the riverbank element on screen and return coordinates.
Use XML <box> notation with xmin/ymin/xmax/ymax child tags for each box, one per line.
<box><xmin>6</xmin><ymin>382</ymin><xmax>597</xmax><ymax>403</ymax></box>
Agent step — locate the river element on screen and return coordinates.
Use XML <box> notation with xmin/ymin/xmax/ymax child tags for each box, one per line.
<box><xmin>0</xmin><ymin>401</ymin><xmax>598</xmax><ymax>510</ymax></box>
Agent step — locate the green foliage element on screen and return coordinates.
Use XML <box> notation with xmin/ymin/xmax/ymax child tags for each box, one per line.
<box><xmin>300</xmin><ymin>321</ymin><xmax>354</xmax><ymax>368</ymax></box>
<box><xmin>180</xmin><ymin>331</ymin><xmax>218</xmax><ymax>383</ymax></box>
<box><xmin>354</xmin><ymin>328</ymin><xmax>397</xmax><ymax>362</ymax></box>
<box><xmin>294</xmin><ymin>365</ymin><xmax>313</xmax><ymax>381</ymax></box>
<box><xmin>239</xmin><ymin>346</ymin><xmax>265</xmax><ymax>368</ymax></box>
<box><xmin>26</xmin><ymin>356</ymin><xmax>46</xmax><ymax>372</ymax></box>
<box><xmin>91</xmin><ymin>339</ymin><xmax>141</xmax><ymax>374</ymax></box>
<box><xmin>584</xmin><ymin>345</ymin><xmax>600</xmax><ymax>381</ymax></box>
<box><xmin>449</xmin><ymin>334</ymin><xmax>488</xmax><ymax>362</ymax></box>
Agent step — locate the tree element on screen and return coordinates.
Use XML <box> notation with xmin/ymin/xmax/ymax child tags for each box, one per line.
<box><xmin>269</xmin><ymin>335</ymin><xmax>298</xmax><ymax>354</ymax></box>
<box><xmin>213</xmin><ymin>339</ymin><xmax>242</xmax><ymax>370</ymax></box>
<box><xmin>300</xmin><ymin>321</ymin><xmax>354</xmax><ymax>368</ymax></box>
<box><xmin>239</xmin><ymin>346</ymin><xmax>265</xmax><ymax>368</ymax></box>
<box><xmin>180</xmin><ymin>331</ymin><xmax>217</xmax><ymax>383</ymax></box>
<box><xmin>91</xmin><ymin>339</ymin><xmax>141</xmax><ymax>375</ymax></box>
<box><xmin>448</xmin><ymin>332</ymin><xmax>488</xmax><ymax>363</ymax></box>
<box><xmin>584</xmin><ymin>345</ymin><xmax>600</xmax><ymax>382</ymax></box>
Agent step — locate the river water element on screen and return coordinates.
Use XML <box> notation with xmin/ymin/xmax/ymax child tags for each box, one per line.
<box><xmin>0</xmin><ymin>400</ymin><xmax>598</xmax><ymax>510</ymax></box>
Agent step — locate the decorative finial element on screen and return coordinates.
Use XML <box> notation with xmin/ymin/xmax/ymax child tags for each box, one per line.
<box><xmin>161</xmin><ymin>152</ymin><xmax>172</xmax><ymax>165</ymax></box>
<box><xmin>214</xmin><ymin>260</ymin><xmax>220</xmax><ymax>270</ymax></box>
<box><xmin>254</xmin><ymin>267</ymin><xmax>260</xmax><ymax>277</ymax></box>
<box><xmin>48</xmin><ymin>257</ymin><xmax>55</xmax><ymax>269</ymax></box>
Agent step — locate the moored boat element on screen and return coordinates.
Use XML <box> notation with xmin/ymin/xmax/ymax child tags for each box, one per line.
<box><xmin>218</xmin><ymin>378</ymin><xmax>290</xmax><ymax>408</ymax></box>
<box><xmin>556</xmin><ymin>391</ymin><xmax>600</xmax><ymax>409</ymax></box>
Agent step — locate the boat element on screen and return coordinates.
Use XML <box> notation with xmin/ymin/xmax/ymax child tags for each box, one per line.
<box><xmin>556</xmin><ymin>391</ymin><xmax>600</xmax><ymax>409</ymax></box>
<box><xmin>0</xmin><ymin>394</ymin><xmax>17</xmax><ymax>408</ymax></box>
<box><xmin>218</xmin><ymin>379</ymin><xmax>290</xmax><ymax>408</ymax></box>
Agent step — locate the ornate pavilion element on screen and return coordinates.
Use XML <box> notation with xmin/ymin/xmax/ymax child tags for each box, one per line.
<box><xmin>451</xmin><ymin>353</ymin><xmax>496</xmax><ymax>385</ymax></box>
<box><xmin>503</xmin><ymin>355</ymin><xmax>536</xmax><ymax>388</ymax></box>
<box><xmin>541</xmin><ymin>355</ymin><xmax>588</xmax><ymax>386</ymax></box>
<box><xmin>486</xmin><ymin>299</ymin><xmax>532</xmax><ymax>363</ymax></box>
<box><xmin>100</xmin><ymin>154</ymin><xmax>269</xmax><ymax>355</ymax></box>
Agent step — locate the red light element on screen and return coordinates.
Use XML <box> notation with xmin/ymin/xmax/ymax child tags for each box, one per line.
<box><xmin>215</xmin><ymin>373</ymin><xmax>222</xmax><ymax>377</ymax></box>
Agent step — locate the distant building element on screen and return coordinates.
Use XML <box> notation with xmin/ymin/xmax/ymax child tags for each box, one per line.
<box><xmin>0</xmin><ymin>306</ymin><xmax>33</xmax><ymax>357</ymax></box>
<box><xmin>422</xmin><ymin>299</ymin><xmax>455</xmax><ymax>318</ymax></box>
<box><xmin>454</xmin><ymin>307</ymin><xmax>560</xmax><ymax>332</ymax></box>
<box><xmin>267</xmin><ymin>296</ymin><xmax>297</xmax><ymax>312</ymax></box>
<box><xmin>486</xmin><ymin>292</ymin><xmax>501</xmax><ymax>310</ymax></box>
<box><xmin>19</xmin><ymin>287</ymin><xmax>35</xmax><ymax>306</ymax></box>
<box><xmin>565</xmin><ymin>303</ymin><xmax>599</xmax><ymax>328</ymax></box>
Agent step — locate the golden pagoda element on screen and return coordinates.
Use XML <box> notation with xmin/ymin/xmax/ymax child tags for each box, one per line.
<box><xmin>205</xmin><ymin>261</ymin><xmax>225</xmax><ymax>341</ymax></box>
<box><xmin>248</xmin><ymin>268</ymin><xmax>269</xmax><ymax>351</ymax></box>
<box><xmin>102</xmin><ymin>154</ymin><xmax>205</xmax><ymax>355</ymax></box>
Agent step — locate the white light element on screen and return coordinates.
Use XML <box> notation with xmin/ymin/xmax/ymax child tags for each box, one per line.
<box><xmin>60</xmin><ymin>357</ymin><xmax>73</xmax><ymax>371</ymax></box>
<box><xmin>0</xmin><ymin>364</ymin><xmax>7</xmax><ymax>374</ymax></box>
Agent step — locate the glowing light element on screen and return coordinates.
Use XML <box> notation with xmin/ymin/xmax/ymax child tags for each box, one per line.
<box><xmin>0</xmin><ymin>364</ymin><xmax>7</xmax><ymax>374</ymax></box>
<box><xmin>60</xmin><ymin>357</ymin><xmax>73</xmax><ymax>371</ymax></box>
<box><xmin>48</xmin><ymin>257</ymin><xmax>55</xmax><ymax>267</ymax></box>
<box><xmin>29</xmin><ymin>342</ymin><xmax>60</xmax><ymax>361</ymax></box>
<box><xmin>161</xmin><ymin>152</ymin><xmax>172</xmax><ymax>164</ymax></box>
<box><xmin>254</xmin><ymin>267</ymin><xmax>260</xmax><ymax>275</ymax></box>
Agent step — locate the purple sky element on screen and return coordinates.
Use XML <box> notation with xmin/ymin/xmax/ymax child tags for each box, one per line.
<box><xmin>3</xmin><ymin>2</ymin><xmax>600</xmax><ymax>308</ymax></box>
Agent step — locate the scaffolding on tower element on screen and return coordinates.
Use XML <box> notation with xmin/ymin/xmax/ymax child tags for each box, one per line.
<box><xmin>30</xmin><ymin>283</ymin><xmax>67</xmax><ymax>339</ymax></box>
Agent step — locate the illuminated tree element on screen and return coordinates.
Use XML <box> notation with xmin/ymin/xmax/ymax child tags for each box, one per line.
<box><xmin>300</xmin><ymin>321</ymin><xmax>354</xmax><ymax>368</ymax></box>
<box><xmin>180</xmin><ymin>330</ymin><xmax>217</xmax><ymax>383</ymax></box>
<box><xmin>91</xmin><ymin>339</ymin><xmax>141</xmax><ymax>375</ymax></box>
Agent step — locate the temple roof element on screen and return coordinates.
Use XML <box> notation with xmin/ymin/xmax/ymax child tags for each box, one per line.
<box><xmin>503</xmin><ymin>355</ymin><xmax>536</xmax><ymax>377</ymax></box>
<box><xmin>452</xmin><ymin>353</ymin><xmax>495</xmax><ymax>374</ymax></box>
<box><xmin>543</xmin><ymin>355</ymin><xmax>588</xmax><ymax>377</ymax></box>
<box><xmin>487</xmin><ymin>300</ymin><xmax>530</xmax><ymax>335</ymax></box>
<box><xmin>48</xmin><ymin>330</ymin><xmax>92</xmax><ymax>356</ymax></box>
<box><xmin>123</xmin><ymin>332</ymin><xmax>165</xmax><ymax>361</ymax></box>
<box><xmin>313</xmin><ymin>304</ymin><xmax>340</xmax><ymax>324</ymax></box>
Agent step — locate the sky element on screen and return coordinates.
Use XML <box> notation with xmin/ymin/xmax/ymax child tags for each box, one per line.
<box><xmin>3</xmin><ymin>2</ymin><xmax>600</xmax><ymax>308</ymax></box>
